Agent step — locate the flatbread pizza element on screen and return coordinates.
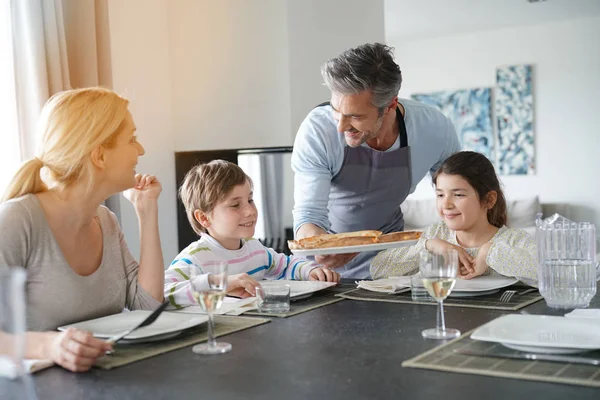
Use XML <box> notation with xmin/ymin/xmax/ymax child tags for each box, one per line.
<box><xmin>288</xmin><ymin>230</ymin><xmax>421</xmax><ymax>250</ymax></box>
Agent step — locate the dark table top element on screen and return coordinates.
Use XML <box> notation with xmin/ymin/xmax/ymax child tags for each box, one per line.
<box><xmin>2</xmin><ymin>284</ymin><xmax>599</xmax><ymax>400</ymax></box>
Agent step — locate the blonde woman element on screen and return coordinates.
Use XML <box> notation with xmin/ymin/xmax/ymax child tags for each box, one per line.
<box><xmin>0</xmin><ymin>88</ymin><xmax>164</xmax><ymax>372</ymax></box>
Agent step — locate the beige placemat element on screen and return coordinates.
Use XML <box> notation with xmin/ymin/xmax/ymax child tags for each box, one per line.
<box><xmin>402</xmin><ymin>329</ymin><xmax>600</xmax><ymax>388</ymax></box>
<box><xmin>95</xmin><ymin>315</ymin><xmax>270</xmax><ymax>369</ymax></box>
<box><xmin>244</xmin><ymin>284</ymin><xmax>354</xmax><ymax>318</ymax></box>
<box><xmin>336</xmin><ymin>286</ymin><xmax>543</xmax><ymax>311</ymax></box>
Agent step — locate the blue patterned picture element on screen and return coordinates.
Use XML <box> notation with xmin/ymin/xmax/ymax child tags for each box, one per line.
<box><xmin>495</xmin><ymin>64</ymin><xmax>534</xmax><ymax>175</ymax></box>
<box><xmin>411</xmin><ymin>88</ymin><xmax>493</xmax><ymax>160</ymax></box>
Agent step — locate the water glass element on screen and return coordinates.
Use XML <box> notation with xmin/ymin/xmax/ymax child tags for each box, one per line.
<box><xmin>0</xmin><ymin>266</ymin><xmax>26</xmax><ymax>379</ymax></box>
<box><xmin>410</xmin><ymin>274</ymin><xmax>433</xmax><ymax>302</ymax></box>
<box><xmin>537</xmin><ymin>214</ymin><xmax>597</xmax><ymax>309</ymax></box>
<box><xmin>419</xmin><ymin>249</ymin><xmax>460</xmax><ymax>340</ymax></box>
<box><xmin>256</xmin><ymin>284</ymin><xmax>290</xmax><ymax>313</ymax></box>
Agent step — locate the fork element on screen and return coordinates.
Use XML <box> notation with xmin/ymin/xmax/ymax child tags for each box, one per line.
<box><xmin>107</xmin><ymin>300</ymin><xmax>170</xmax><ymax>344</ymax></box>
<box><xmin>499</xmin><ymin>287</ymin><xmax>538</xmax><ymax>303</ymax></box>
<box><xmin>499</xmin><ymin>290</ymin><xmax>517</xmax><ymax>303</ymax></box>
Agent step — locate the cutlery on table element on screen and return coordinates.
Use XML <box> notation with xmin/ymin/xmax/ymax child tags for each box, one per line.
<box><xmin>453</xmin><ymin>348</ymin><xmax>600</xmax><ymax>366</ymax></box>
<box><xmin>106</xmin><ymin>300</ymin><xmax>170</xmax><ymax>346</ymax></box>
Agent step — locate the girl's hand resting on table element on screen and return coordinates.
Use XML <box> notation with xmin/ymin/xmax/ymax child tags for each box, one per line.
<box><xmin>425</xmin><ymin>238</ymin><xmax>475</xmax><ymax>275</ymax></box>
<box><xmin>460</xmin><ymin>241</ymin><xmax>491</xmax><ymax>280</ymax></box>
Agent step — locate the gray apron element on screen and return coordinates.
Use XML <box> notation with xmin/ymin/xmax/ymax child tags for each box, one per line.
<box><xmin>318</xmin><ymin>103</ymin><xmax>413</xmax><ymax>279</ymax></box>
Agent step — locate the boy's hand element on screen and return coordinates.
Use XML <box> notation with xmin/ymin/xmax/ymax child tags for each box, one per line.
<box><xmin>309</xmin><ymin>267</ymin><xmax>340</xmax><ymax>282</ymax></box>
<box><xmin>227</xmin><ymin>273</ymin><xmax>260</xmax><ymax>298</ymax></box>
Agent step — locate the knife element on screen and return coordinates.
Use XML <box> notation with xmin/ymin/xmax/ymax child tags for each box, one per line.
<box><xmin>453</xmin><ymin>348</ymin><xmax>600</xmax><ymax>366</ymax></box>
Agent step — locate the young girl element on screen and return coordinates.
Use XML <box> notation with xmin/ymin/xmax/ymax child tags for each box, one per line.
<box><xmin>165</xmin><ymin>160</ymin><xmax>339</xmax><ymax>308</ymax></box>
<box><xmin>370</xmin><ymin>151</ymin><xmax>537</xmax><ymax>286</ymax></box>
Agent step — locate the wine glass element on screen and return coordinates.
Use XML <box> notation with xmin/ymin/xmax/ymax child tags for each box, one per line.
<box><xmin>419</xmin><ymin>249</ymin><xmax>460</xmax><ymax>339</ymax></box>
<box><xmin>192</xmin><ymin>261</ymin><xmax>231</xmax><ymax>355</ymax></box>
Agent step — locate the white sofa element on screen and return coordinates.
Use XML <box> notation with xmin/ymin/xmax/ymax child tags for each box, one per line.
<box><xmin>401</xmin><ymin>196</ymin><xmax>571</xmax><ymax>236</ymax></box>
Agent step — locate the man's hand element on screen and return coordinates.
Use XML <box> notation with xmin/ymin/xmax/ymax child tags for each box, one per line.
<box><xmin>314</xmin><ymin>253</ymin><xmax>358</xmax><ymax>269</ymax></box>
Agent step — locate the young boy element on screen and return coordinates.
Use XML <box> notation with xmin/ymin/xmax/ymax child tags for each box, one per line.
<box><xmin>165</xmin><ymin>160</ymin><xmax>339</xmax><ymax>308</ymax></box>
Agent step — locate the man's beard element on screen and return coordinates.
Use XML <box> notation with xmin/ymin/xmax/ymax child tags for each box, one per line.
<box><xmin>344</xmin><ymin>115</ymin><xmax>384</xmax><ymax>147</ymax></box>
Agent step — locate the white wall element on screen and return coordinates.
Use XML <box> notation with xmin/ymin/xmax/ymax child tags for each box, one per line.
<box><xmin>169</xmin><ymin>0</ymin><xmax>293</xmax><ymax>151</ymax></box>
<box><xmin>387</xmin><ymin>17</ymin><xmax>600</xmax><ymax>227</ymax></box>
<box><xmin>107</xmin><ymin>0</ymin><xmax>178</xmax><ymax>267</ymax></box>
<box><xmin>106</xmin><ymin>0</ymin><xmax>387</xmax><ymax>258</ymax></box>
<box><xmin>287</xmin><ymin>0</ymin><xmax>385</xmax><ymax>133</ymax></box>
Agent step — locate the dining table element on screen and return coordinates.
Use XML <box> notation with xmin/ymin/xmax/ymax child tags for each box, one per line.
<box><xmin>1</xmin><ymin>281</ymin><xmax>599</xmax><ymax>400</ymax></box>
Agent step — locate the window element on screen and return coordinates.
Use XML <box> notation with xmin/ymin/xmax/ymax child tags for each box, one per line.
<box><xmin>0</xmin><ymin>1</ymin><xmax>22</xmax><ymax>194</ymax></box>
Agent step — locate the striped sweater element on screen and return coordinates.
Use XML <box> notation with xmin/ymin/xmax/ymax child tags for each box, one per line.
<box><xmin>164</xmin><ymin>234</ymin><xmax>319</xmax><ymax>308</ymax></box>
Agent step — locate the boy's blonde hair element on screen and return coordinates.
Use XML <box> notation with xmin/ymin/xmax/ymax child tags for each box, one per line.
<box><xmin>179</xmin><ymin>160</ymin><xmax>252</xmax><ymax>235</ymax></box>
<box><xmin>2</xmin><ymin>87</ymin><xmax>130</xmax><ymax>201</ymax></box>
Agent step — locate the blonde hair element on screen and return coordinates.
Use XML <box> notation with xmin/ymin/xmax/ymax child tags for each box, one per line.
<box><xmin>179</xmin><ymin>160</ymin><xmax>252</xmax><ymax>235</ymax></box>
<box><xmin>2</xmin><ymin>87</ymin><xmax>130</xmax><ymax>202</ymax></box>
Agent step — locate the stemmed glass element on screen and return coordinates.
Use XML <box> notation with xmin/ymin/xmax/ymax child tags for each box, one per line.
<box><xmin>192</xmin><ymin>261</ymin><xmax>232</xmax><ymax>355</ymax></box>
<box><xmin>419</xmin><ymin>249</ymin><xmax>460</xmax><ymax>339</ymax></box>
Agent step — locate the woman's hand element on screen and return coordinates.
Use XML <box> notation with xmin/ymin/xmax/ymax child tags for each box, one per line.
<box><xmin>460</xmin><ymin>242</ymin><xmax>491</xmax><ymax>280</ymax></box>
<box><xmin>123</xmin><ymin>174</ymin><xmax>162</xmax><ymax>213</ymax></box>
<box><xmin>309</xmin><ymin>267</ymin><xmax>341</xmax><ymax>282</ymax></box>
<box><xmin>46</xmin><ymin>328</ymin><xmax>112</xmax><ymax>372</ymax></box>
<box><xmin>425</xmin><ymin>238</ymin><xmax>474</xmax><ymax>274</ymax></box>
<box><xmin>227</xmin><ymin>273</ymin><xmax>260</xmax><ymax>298</ymax></box>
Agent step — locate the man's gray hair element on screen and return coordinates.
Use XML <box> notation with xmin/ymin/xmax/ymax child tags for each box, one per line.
<box><xmin>321</xmin><ymin>43</ymin><xmax>402</xmax><ymax>111</ymax></box>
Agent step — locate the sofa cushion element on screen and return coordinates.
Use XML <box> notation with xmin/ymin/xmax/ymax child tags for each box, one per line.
<box><xmin>506</xmin><ymin>196</ymin><xmax>542</xmax><ymax>229</ymax></box>
<box><xmin>401</xmin><ymin>198</ymin><xmax>439</xmax><ymax>230</ymax></box>
<box><xmin>401</xmin><ymin>196</ymin><xmax>542</xmax><ymax>231</ymax></box>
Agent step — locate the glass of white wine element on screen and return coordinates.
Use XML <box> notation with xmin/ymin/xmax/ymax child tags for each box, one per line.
<box><xmin>192</xmin><ymin>261</ymin><xmax>231</xmax><ymax>355</ymax></box>
<box><xmin>419</xmin><ymin>249</ymin><xmax>460</xmax><ymax>340</ymax></box>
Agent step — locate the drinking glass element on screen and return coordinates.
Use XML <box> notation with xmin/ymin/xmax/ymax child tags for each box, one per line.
<box><xmin>191</xmin><ymin>262</ymin><xmax>231</xmax><ymax>355</ymax></box>
<box><xmin>419</xmin><ymin>249</ymin><xmax>460</xmax><ymax>339</ymax></box>
<box><xmin>256</xmin><ymin>284</ymin><xmax>291</xmax><ymax>313</ymax></box>
<box><xmin>0</xmin><ymin>267</ymin><xmax>26</xmax><ymax>379</ymax></box>
<box><xmin>537</xmin><ymin>213</ymin><xmax>597</xmax><ymax>309</ymax></box>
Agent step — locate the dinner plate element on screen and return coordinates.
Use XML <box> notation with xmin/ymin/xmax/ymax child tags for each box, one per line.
<box><xmin>58</xmin><ymin>310</ymin><xmax>208</xmax><ymax>341</ymax></box>
<box><xmin>260</xmin><ymin>280</ymin><xmax>337</xmax><ymax>299</ymax></box>
<box><xmin>471</xmin><ymin>314</ymin><xmax>600</xmax><ymax>354</ymax></box>
<box><xmin>452</xmin><ymin>275</ymin><xmax>518</xmax><ymax>292</ymax></box>
<box><xmin>290</xmin><ymin>239</ymin><xmax>418</xmax><ymax>256</ymax></box>
<box><xmin>118</xmin><ymin>331</ymin><xmax>182</xmax><ymax>344</ymax></box>
<box><xmin>448</xmin><ymin>288</ymin><xmax>499</xmax><ymax>298</ymax></box>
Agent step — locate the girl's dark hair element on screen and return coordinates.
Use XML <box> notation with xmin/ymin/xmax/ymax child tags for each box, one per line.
<box><xmin>432</xmin><ymin>151</ymin><xmax>507</xmax><ymax>228</ymax></box>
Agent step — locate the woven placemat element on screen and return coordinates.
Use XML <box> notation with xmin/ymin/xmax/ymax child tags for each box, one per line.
<box><xmin>95</xmin><ymin>315</ymin><xmax>270</xmax><ymax>369</ymax></box>
<box><xmin>402</xmin><ymin>329</ymin><xmax>600</xmax><ymax>388</ymax></box>
<box><xmin>243</xmin><ymin>284</ymin><xmax>354</xmax><ymax>318</ymax></box>
<box><xmin>336</xmin><ymin>285</ymin><xmax>543</xmax><ymax>311</ymax></box>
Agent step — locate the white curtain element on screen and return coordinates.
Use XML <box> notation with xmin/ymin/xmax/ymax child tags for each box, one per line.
<box><xmin>9</xmin><ymin>0</ymin><xmax>119</xmax><ymax>216</ymax></box>
<box><xmin>11</xmin><ymin>0</ymin><xmax>71</xmax><ymax>161</ymax></box>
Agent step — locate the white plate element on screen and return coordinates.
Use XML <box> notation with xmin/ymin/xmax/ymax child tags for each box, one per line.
<box><xmin>118</xmin><ymin>331</ymin><xmax>182</xmax><ymax>344</ymax></box>
<box><xmin>471</xmin><ymin>314</ymin><xmax>600</xmax><ymax>353</ymax></box>
<box><xmin>260</xmin><ymin>280</ymin><xmax>337</xmax><ymax>299</ymax></box>
<box><xmin>290</xmin><ymin>239</ymin><xmax>418</xmax><ymax>256</ymax></box>
<box><xmin>501</xmin><ymin>342</ymin><xmax>589</xmax><ymax>355</ymax></box>
<box><xmin>453</xmin><ymin>275</ymin><xmax>518</xmax><ymax>292</ymax></box>
<box><xmin>448</xmin><ymin>288</ymin><xmax>499</xmax><ymax>298</ymax></box>
<box><xmin>58</xmin><ymin>310</ymin><xmax>208</xmax><ymax>340</ymax></box>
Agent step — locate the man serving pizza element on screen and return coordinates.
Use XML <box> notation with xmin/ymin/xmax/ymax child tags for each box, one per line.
<box><xmin>291</xmin><ymin>43</ymin><xmax>460</xmax><ymax>279</ymax></box>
